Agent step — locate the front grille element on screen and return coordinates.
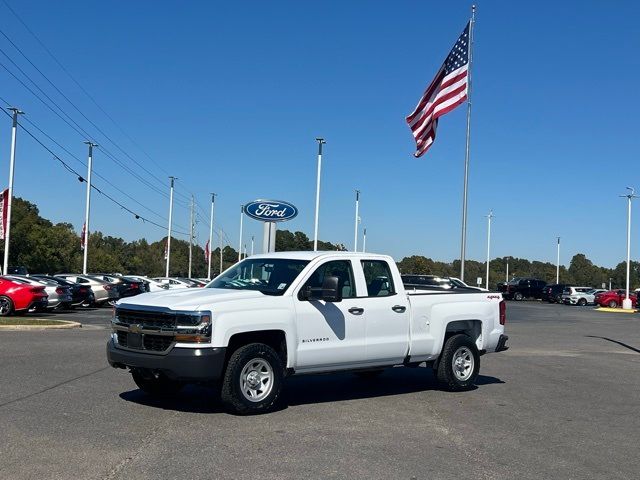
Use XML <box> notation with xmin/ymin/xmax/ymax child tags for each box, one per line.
<box><xmin>116</xmin><ymin>309</ymin><xmax>202</xmax><ymax>329</ymax></box>
<box><xmin>143</xmin><ymin>335</ymin><xmax>174</xmax><ymax>351</ymax></box>
<box><xmin>116</xmin><ymin>330</ymin><xmax>174</xmax><ymax>353</ymax></box>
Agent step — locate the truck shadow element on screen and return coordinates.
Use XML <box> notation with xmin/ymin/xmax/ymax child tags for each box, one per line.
<box><xmin>118</xmin><ymin>368</ymin><xmax>504</xmax><ymax>414</ymax></box>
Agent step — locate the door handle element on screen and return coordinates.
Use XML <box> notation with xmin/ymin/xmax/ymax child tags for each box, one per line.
<box><xmin>392</xmin><ymin>305</ymin><xmax>407</xmax><ymax>313</ymax></box>
<box><xmin>348</xmin><ymin>307</ymin><xmax>364</xmax><ymax>315</ymax></box>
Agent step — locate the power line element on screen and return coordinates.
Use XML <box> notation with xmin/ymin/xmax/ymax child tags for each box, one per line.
<box><xmin>0</xmin><ymin>0</ymin><xmax>177</xmax><ymax>181</ymax></box>
<box><xmin>0</xmin><ymin>106</ymin><xmax>189</xmax><ymax>236</ymax></box>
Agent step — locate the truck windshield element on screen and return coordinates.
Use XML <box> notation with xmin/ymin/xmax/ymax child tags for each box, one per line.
<box><xmin>208</xmin><ymin>259</ymin><xmax>309</xmax><ymax>295</ymax></box>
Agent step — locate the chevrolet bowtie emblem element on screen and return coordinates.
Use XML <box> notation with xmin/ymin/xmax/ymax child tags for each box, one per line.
<box><xmin>129</xmin><ymin>324</ymin><xmax>142</xmax><ymax>334</ymax></box>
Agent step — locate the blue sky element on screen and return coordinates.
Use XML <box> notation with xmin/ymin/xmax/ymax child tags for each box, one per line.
<box><xmin>0</xmin><ymin>1</ymin><xmax>638</xmax><ymax>268</ymax></box>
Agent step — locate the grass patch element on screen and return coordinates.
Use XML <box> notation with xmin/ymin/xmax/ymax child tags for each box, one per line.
<box><xmin>0</xmin><ymin>318</ymin><xmax>71</xmax><ymax>326</ymax></box>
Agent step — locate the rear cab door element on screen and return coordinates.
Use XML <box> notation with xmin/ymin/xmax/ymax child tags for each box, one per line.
<box><xmin>358</xmin><ymin>258</ymin><xmax>410</xmax><ymax>363</ymax></box>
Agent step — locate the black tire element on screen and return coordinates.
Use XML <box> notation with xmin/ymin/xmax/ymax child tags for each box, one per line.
<box><xmin>555</xmin><ymin>294</ymin><xmax>562</xmax><ymax>304</ymax></box>
<box><xmin>436</xmin><ymin>334</ymin><xmax>480</xmax><ymax>391</ymax></box>
<box><xmin>354</xmin><ymin>369</ymin><xmax>384</xmax><ymax>379</ymax></box>
<box><xmin>608</xmin><ymin>300</ymin><xmax>618</xmax><ymax>308</ymax></box>
<box><xmin>514</xmin><ymin>292</ymin><xmax>524</xmax><ymax>301</ymax></box>
<box><xmin>0</xmin><ymin>296</ymin><xmax>14</xmax><ymax>316</ymax></box>
<box><xmin>131</xmin><ymin>369</ymin><xmax>183</xmax><ymax>397</ymax></box>
<box><xmin>220</xmin><ymin>343</ymin><xmax>284</xmax><ymax>415</ymax></box>
<box><xmin>578</xmin><ymin>298</ymin><xmax>587</xmax><ymax>306</ymax></box>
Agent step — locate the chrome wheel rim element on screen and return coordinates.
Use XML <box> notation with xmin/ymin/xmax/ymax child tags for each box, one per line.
<box><xmin>239</xmin><ymin>358</ymin><xmax>273</xmax><ymax>402</ymax></box>
<box><xmin>452</xmin><ymin>346</ymin><xmax>474</xmax><ymax>381</ymax></box>
<box><xmin>0</xmin><ymin>298</ymin><xmax>10</xmax><ymax>315</ymax></box>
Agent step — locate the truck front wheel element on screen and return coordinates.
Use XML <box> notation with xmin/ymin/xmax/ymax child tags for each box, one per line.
<box><xmin>131</xmin><ymin>369</ymin><xmax>183</xmax><ymax>396</ymax></box>
<box><xmin>221</xmin><ymin>343</ymin><xmax>284</xmax><ymax>414</ymax></box>
<box><xmin>436</xmin><ymin>334</ymin><xmax>480</xmax><ymax>391</ymax></box>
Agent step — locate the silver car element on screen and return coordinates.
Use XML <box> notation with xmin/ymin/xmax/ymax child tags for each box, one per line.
<box><xmin>6</xmin><ymin>275</ymin><xmax>73</xmax><ymax>310</ymax></box>
<box><xmin>57</xmin><ymin>274</ymin><xmax>119</xmax><ymax>306</ymax></box>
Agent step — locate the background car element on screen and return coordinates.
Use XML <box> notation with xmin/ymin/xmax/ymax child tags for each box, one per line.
<box><xmin>560</xmin><ymin>286</ymin><xmax>592</xmax><ymax>305</ymax></box>
<box><xmin>0</xmin><ymin>276</ymin><xmax>48</xmax><ymax>315</ymax></box>
<box><xmin>91</xmin><ymin>274</ymin><xmax>145</xmax><ymax>298</ymax></box>
<box><xmin>5</xmin><ymin>275</ymin><xmax>72</xmax><ymax>310</ymax></box>
<box><xmin>541</xmin><ymin>284</ymin><xmax>567</xmax><ymax>303</ymax></box>
<box><xmin>31</xmin><ymin>275</ymin><xmax>94</xmax><ymax>308</ymax></box>
<box><xmin>56</xmin><ymin>274</ymin><xmax>119</xmax><ymax>306</ymax></box>
<box><xmin>123</xmin><ymin>275</ymin><xmax>169</xmax><ymax>292</ymax></box>
<box><xmin>594</xmin><ymin>290</ymin><xmax>637</xmax><ymax>308</ymax></box>
<box><xmin>563</xmin><ymin>288</ymin><xmax>606</xmax><ymax>306</ymax></box>
<box><xmin>499</xmin><ymin>278</ymin><xmax>547</xmax><ymax>300</ymax></box>
<box><xmin>152</xmin><ymin>277</ymin><xmax>194</xmax><ymax>289</ymax></box>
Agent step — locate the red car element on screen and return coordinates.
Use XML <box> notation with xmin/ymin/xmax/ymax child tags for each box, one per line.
<box><xmin>594</xmin><ymin>289</ymin><xmax>637</xmax><ymax>308</ymax></box>
<box><xmin>0</xmin><ymin>277</ymin><xmax>48</xmax><ymax>316</ymax></box>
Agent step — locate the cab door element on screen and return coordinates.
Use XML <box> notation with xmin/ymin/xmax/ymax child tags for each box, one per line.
<box><xmin>293</xmin><ymin>259</ymin><xmax>367</xmax><ymax>371</ymax></box>
<box><xmin>359</xmin><ymin>259</ymin><xmax>410</xmax><ymax>363</ymax></box>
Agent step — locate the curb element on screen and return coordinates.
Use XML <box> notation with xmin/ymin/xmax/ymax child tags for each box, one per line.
<box><xmin>0</xmin><ymin>320</ymin><xmax>82</xmax><ymax>330</ymax></box>
<box><xmin>594</xmin><ymin>307</ymin><xmax>637</xmax><ymax>314</ymax></box>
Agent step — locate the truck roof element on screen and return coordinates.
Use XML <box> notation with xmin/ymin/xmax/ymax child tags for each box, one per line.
<box><xmin>246</xmin><ymin>251</ymin><xmax>392</xmax><ymax>261</ymax></box>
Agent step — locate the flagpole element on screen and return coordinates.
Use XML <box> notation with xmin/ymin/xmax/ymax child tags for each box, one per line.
<box><xmin>82</xmin><ymin>141</ymin><xmax>97</xmax><ymax>275</ymax></box>
<box><xmin>207</xmin><ymin>193</ymin><xmax>216</xmax><ymax>279</ymax></box>
<box><xmin>3</xmin><ymin>108</ymin><xmax>23</xmax><ymax>275</ymax></box>
<box><xmin>165</xmin><ymin>176</ymin><xmax>176</xmax><ymax>277</ymax></box>
<box><xmin>313</xmin><ymin>138</ymin><xmax>325</xmax><ymax>251</ymax></box>
<box><xmin>459</xmin><ymin>4</ymin><xmax>476</xmax><ymax>282</ymax></box>
<box><xmin>353</xmin><ymin>190</ymin><xmax>360</xmax><ymax>252</ymax></box>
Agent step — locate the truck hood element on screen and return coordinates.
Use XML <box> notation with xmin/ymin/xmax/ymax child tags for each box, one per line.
<box><xmin>116</xmin><ymin>288</ymin><xmax>268</xmax><ymax>311</ymax></box>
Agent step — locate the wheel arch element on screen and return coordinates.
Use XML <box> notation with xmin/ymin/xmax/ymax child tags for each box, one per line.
<box><xmin>226</xmin><ymin>330</ymin><xmax>288</xmax><ymax>367</ymax></box>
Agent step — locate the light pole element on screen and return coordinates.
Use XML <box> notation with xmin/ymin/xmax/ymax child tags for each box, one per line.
<box><xmin>2</xmin><ymin>107</ymin><xmax>23</xmax><ymax>275</ymax></box>
<box><xmin>609</xmin><ymin>278</ymin><xmax>612</xmax><ymax>290</ymax></box>
<box><xmin>505</xmin><ymin>257</ymin><xmax>509</xmax><ymax>283</ymax></box>
<box><xmin>485</xmin><ymin>210</ymin><xmax>493</xmax><ymax>290</ymax></box>
<box><xmin>313</xmin><ymin>138</ymin><xmax>325</xmax><ymax>251</ymax></box>
<box><xmin>250</xmin><ymin>235</ymin><xmax>254</xmax><ymax>256</ymax></box>
<box><xmin>238</xmin><ymin>205</ymin><xmax>244</xmax><ymax>262</ymax></box>
<box><xmin>353</xmin><ymin>190</ymin><xmax>360</xmax><ymax>252</ymax></box>
<box><xmin>82</xmin><ymin>141</ymin><xmax>98</xmax><ymax>275</ymax></box>
<box><xmin>620</xmin><ymin>187</ymin><xmax>637</xmax><ymax>309</ymax></box>
<box><xmin>556</xmin><ymin>237</ymin><xmax>561</xmax><ymax>284</ymax></box>
<box><xmin>165</xmin><ymin>176</ymin><xmax>176</xmax><ymax>277</ymax></box>
<box><xmin>362</xmin><ymin>228</ymin><xmax>367</xmax><ymax>253</ymax></box>
<box><xmin>207</xmin><ymin>193</ymin><xmax>216</xmax><ymax>280</ymax></box>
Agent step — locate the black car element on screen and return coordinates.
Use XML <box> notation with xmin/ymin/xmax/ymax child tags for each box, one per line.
<box><xmin>91</xmin><ymin>274</ymin><xmax>145</xmax><ymax>298</ymax></box>
<box><xmin>499</xmin><ymin>277</ymin><xmax>547</xmax><ymax>300</ymax></box>
<box><xmin>31</xmin><ymin>275</ymin><xmax>95</xmax><ymax>307</ymax></box>
<box><xmin>541</xmin><ymin>283</ymin><xmax>567</xmax><ymax>303</ymax></box>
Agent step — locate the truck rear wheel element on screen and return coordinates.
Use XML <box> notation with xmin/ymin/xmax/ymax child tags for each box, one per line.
<box><xmin>436</xmin><ymin>334</ymin><xmax>480</xmax><ymax>391</ymax></box>
<box><xmin>221</xmin><ymin>343</ymin><xmax>284</xmax><ymax>415</ymax></box>
<box><xmin>131</xmin><ymin>369</ymin><xmax>183</xmax><ymax>396</ymax></box>
<box><xmin>514</xmin><ymin>292</ymin><xmax>524</xmax><ymax>301</ymax></box>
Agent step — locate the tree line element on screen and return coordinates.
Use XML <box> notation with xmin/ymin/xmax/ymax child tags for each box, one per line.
<box><xmin>4</xmin><ymin>197</ymin><xmax>638</xmax><ymax>288</ymax></box>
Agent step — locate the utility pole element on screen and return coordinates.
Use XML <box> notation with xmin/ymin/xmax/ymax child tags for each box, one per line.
<box><xmin>353</xmin><ymin>190</ymin><xmax>360</xmax><ymax>252</ymax></box>
<box><xmin>2</xmin><ymin>107</ymin><xmax>23</xmax><ymax>275</ymax></box>
<box><xmin>188</xmin><ymin>195</ymin><xmax>194</xmax><ymax>278</ymax></box>
<box><xmin>165</xmin><ymin>176</ymin><xmax>176</xmax><ymax>277</ymax></box>
<box><xmin>82</xmin><ymin>141</ymin><xmax>98</xmax><ymax>275</ymax></box>
<box><xmin>219</xmin><ymin>228</ymin><xmax>224</xmax><ymax>274</ymax></box>
<box><xmin>362</xmin><ymin>228</ymin><xmax>367</xmax><ymax>253</ymax></box>
<box><xmin>556</xmin><ymin>237</ymin><xmax>561</xmax><ymax>284</ymax></box>
<box><xmin>238</xmin><ymin>205</ymin><xmax>244</xmax><ymax>262</ymax></box>
<box><xmin>620</xmin><ymin>187</ymin><xmax>637</xmax><ymax>309</ymax></box>
<box><xmin>207</xmin><ymin>193</ymin><xmax>216</xmax><ymax>280</ymax></box>
<box><xmin>485</xmin><ymin>210</ymin><xmax>493</xmax><ymax>290</ymax></box>
<box><xmin>313</xmin><ymin>138</ymin><xmax>325</xmax><ymax>251</ymax></box>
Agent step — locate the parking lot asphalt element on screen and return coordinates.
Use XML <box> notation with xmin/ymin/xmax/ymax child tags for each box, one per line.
<box><xmin>1</xmin><ymin>302</ymin><xmax>639</xmax><ymax>480</ymax></box>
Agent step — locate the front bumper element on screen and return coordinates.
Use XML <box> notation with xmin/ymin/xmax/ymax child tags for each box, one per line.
<box><xmin>106</xmin><ymin>338</ymin><xmax>226</xmax><ymax>382</ymax></box>
<box><xmin>495</xmin><ymin>334</ymin><xmax>509</xmax><ymax>352</ymax></box>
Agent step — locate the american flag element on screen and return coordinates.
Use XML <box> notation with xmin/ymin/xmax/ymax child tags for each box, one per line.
<box><xmin>406</xmin><ymin>22</ymin><xmax>470</xmax><ymax>157</ymax></box>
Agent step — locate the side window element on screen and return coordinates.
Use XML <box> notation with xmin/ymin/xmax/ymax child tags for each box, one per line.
<box><xmin>361</xmin><ymin>260</ymin><xmax>396</xmax><ymax>297</ymax></box>
<box><xmin>77</xmin><ymin>277</ymin><xmax>87</xmax><ymax>284</ymax></box>
<box><xmin>301</xmin><ymin>260</ymin><xmax>356</xmax><ymax>299</ymax></box>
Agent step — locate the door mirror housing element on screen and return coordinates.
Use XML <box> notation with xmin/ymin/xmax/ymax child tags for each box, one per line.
<box><xmin>300</xmin><ymin>275</ymin><xmax>342</xmax><ymax>302</ymax></box>
<box><xmin>321</xmin><ymin>275</ymin><xmax>342</xmax><ymax>302</ymax></box>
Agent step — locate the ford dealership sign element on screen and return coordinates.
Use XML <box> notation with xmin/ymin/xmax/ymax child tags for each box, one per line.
<box><xmin>244</xmin><ymin>200</ymin><xmax>298</xmax><ymax>222</ymax></box>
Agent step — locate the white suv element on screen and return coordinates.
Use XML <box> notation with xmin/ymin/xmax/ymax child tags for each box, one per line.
<box><xmin>562</xmin><ymin>287</ymin><xmax>605</xmax><ymax>306</ymax></box>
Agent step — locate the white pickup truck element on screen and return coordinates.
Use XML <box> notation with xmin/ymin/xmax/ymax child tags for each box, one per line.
<box><xmin>107</xmin><ymin>251</ymin><xmax>508</xmax><ymax>414</ymax></box>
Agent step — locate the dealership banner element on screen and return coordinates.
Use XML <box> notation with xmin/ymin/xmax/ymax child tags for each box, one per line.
<box><xmin>0</xmin><ymin>189</ymin><xmax>7</xmax><ymax>240</ymax></box>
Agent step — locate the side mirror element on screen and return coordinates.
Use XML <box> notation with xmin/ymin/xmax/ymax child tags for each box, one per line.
<box><xmin>321</xmin><ymin>275</ymin><xmax>342</xmax><ymax>302</ymax></box>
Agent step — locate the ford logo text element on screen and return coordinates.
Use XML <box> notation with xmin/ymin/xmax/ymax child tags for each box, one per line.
<box><xmin>244</xmin><ymin>200</ymin><xmax>298</xmax><ymax>222</ymax></box>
